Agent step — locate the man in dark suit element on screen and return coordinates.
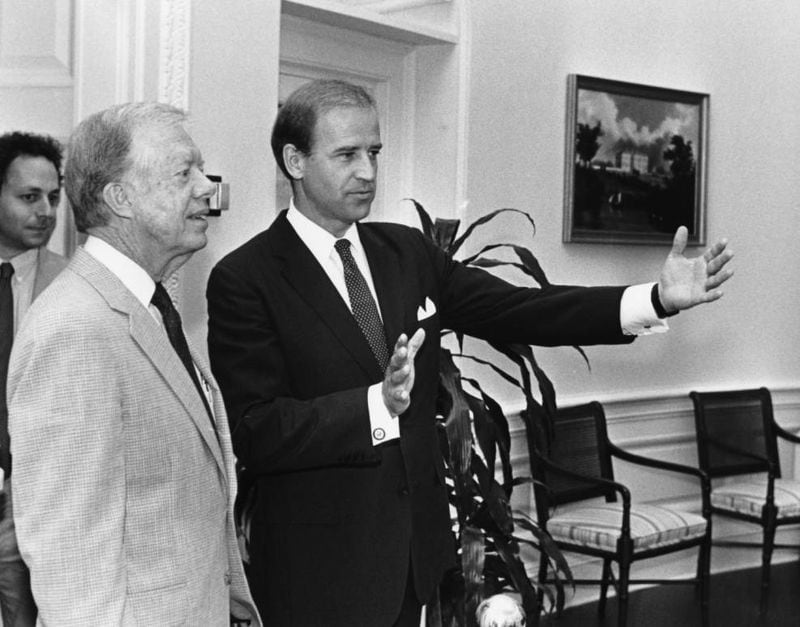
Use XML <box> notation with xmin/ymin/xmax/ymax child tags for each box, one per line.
<box><xmin>206</xmin><ymin>79</ymin><xmax>733</xmax><ymax>626</ymax></box>
<box><xmin>0</xmin><ymin>131</ymin><xmax>68</xmax><ymax>627</ymax></box>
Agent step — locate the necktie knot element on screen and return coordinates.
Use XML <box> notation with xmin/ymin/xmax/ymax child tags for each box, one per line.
<box><xmin>0</xmin><ymin>262</ymin><xmax>13</xmax><ymax>281</ymax></box>
<box><xmin>334</xmin><ymin>238</ymin><xmax>352</xmax><ymax>259</ymax></box>
<box><xmin>151</xmin><ymin>282</ymin><xmax>173</xmax><ymax>314</ymax></box>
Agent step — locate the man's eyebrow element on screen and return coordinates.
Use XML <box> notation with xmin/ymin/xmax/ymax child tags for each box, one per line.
<box><xmin>332</xmin><ymin>142</ymin><xmax>383</xmax><ymax>153</ymax></box>
<box><xmin>17</xmin><ymin>185</ymin><xmax>56</xmax><ymax>193</ymax></box>
<box><xmin>171</xmin><ymin>148</ymin><xmax>204</xmax><ymax>168</ymax></box>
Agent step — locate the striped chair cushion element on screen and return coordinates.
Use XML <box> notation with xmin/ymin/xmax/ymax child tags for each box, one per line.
<box><xmin>711</xmin><ymin>479</ymin><xmax>800</xmax><ymax>518</ymax></box>
<box><xmin>547</xmin><ymin>503</ymin><xmax>707</xmax><ymax>552</ymax></box>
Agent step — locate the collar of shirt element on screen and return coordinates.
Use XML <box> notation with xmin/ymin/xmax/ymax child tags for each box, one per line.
<box><xmin>286</xmin><ymin>200</ymin><xmax>365</xmax><ymax>263</ymax></box>
<box><xmin>2</xmin><ymin>247</ymin><xmax>38</xmax><ymax>284</ymax></box>
<box><xmin>286</xmin><ymin>201</ymin><xmax>380</xmax><ymax>312</ymax></box>
<box><xmin>83</xmin><ymin>235</ymin><xmax>156</xmax><ymax>311</ymax></box>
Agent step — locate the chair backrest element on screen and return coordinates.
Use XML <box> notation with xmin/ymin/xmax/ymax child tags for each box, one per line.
<box><xmin>529</xmin><ymin>401</ymin><xmax>616</xmax><ymax>521</ymax></box>
<box><xmin>690</xmin><ymin>387</ymin><xmax>779</xmax><ymax>479</ymax></box>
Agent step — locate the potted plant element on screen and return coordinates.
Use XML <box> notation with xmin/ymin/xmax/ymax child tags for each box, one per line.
<box><xmin>408</xmin><ymin>200</ymin><xmax>577</xmax><ymax>627</ymax></box>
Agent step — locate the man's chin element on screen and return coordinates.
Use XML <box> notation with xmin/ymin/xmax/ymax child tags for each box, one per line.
<box><xmin>23</xmin><ymin>233</ymin><xmax>53</xmax><ymax>249</ymax></box>
<box><xmin>349</xmin><ymin>200</ymin><xmax>373</xmax><ymax>221</ymax></box>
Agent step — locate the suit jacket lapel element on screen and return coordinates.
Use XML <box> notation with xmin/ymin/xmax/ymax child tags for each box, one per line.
<box><xmin>70</xmin><ymin>249</ymin><xmax>225</xmax><ymax>473</ymax></box>
<box><xmin>270</xmin><ymin>213</ymin><xmax>385</xmax><ymax>379</ymax></box>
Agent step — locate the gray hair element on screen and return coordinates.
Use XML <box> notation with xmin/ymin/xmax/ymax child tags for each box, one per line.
<box><xmin>64</xmin><ymin>102</ymin><xmax>187</xmax><ymax>232</ymax></box>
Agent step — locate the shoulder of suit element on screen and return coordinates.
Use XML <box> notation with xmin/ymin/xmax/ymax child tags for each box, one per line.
<box><xmin>33</xmin><ymin>247</ymin><xmax>69</xmax><ymax>291</ymax></box>
<box><xmin>213</xmin><ymin>227</ymin><xmax>273</xmax><ymax>274</ymax></box>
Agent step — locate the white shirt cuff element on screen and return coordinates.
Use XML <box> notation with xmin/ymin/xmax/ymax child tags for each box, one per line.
<box><xmin>367</xmin><ymin>383</ymin><xmax>400</xmax><ymax>445</ymax></box>
<box><xmin>620</xmin><ymin>283</ymin><xmax>669</xmax><ymax>336</ymax></box>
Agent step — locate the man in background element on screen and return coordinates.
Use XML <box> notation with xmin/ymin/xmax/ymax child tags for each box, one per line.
<box><xmin>0</xmin><ymin>131</ymin><xmax>67</xmax><ymax>626</ymax></box>
<box><xmin>207</xmin><ymin>79</ymin><xmax>733</xmax><ymax>626</ymax></box>
<box><xmin>8</xmin><ymin>103</ymin><xmax>260</xmax><ymax>625</ymax></box>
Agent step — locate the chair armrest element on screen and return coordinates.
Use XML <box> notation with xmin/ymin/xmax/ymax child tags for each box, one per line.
<box><xmin>609</xmin><ymin>441</ymin><xmax>707</xmax><ymax>482</ymax></box>
<box><xmin>774</xmin><ymin>421</ymin><xmax>800</xmax><ymax>445</ymax></box>
<box><xmin>534</xmin><ymin>453</ymin><xmax>631</xmax><ymax>506</ymax></box>
<box><xmin>608</xmin><ymin>441</ymin><xmax>711</xmax><ymax>512</ymax></box>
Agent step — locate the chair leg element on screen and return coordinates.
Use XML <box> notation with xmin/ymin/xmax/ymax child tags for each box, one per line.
<box><xmin>761</xmin><ymin>508</ymin><xmax>778</xmax><ymax>609</ymax></box>
<box><xmin>598</xmin><ymin>558</ymin><xmax>612</xmax><ymax>616</ymax></box>
<box><xmin>698</xmin><ymin>538</ymin><xmax>711</xmax><ymax>627</ymax></box>
<box><xmin>616</xmin><ymin>558</ymin><xmax>631</xmax><ymax>627</ymax></box>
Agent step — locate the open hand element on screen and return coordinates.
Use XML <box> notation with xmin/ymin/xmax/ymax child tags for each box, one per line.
<box><xmin>382</xmin><ymin>328</ymin><xmax>425</xmax><ymax>416</ymax></box>
<box><xmin>657</xmin><ymin>226</ymin><xmax>734</xmax><ymax>313</ymax></box>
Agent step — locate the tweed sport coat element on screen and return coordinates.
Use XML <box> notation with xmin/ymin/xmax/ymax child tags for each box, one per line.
<box><xmin>31</xmin><ymin>246</ymin><xmax>69</xmax><ymax>302</ymax></box>
<box><xmin>8</xmin><ymin>248</ymin><xmax>260</xmax><ymax>626</ymax></box>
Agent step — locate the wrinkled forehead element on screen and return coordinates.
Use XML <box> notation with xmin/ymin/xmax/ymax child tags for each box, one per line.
<box><xmin>128</xmin><ymin>122</ymin><xmax>201</xmax><ymax>176</ymax></box>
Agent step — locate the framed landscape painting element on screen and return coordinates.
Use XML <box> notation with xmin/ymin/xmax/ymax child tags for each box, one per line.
<box><xmin>563</xmin><ymin>75</ymin><xmax>709</xmax><ymax>245</ymax></box>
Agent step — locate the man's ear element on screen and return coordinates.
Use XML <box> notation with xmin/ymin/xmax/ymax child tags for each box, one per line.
<box><xmin>102</xmin><ymin>182</ymin><xmax>134</xmax><ymax>218</ymax></box>
<box><xmin>283</xmin><ymin>144</ymin><xmax>306</xmax><ymax>180</ymax></box>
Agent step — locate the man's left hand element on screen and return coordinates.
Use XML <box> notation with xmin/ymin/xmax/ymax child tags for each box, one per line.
<box><xmin>658</xmin><ymin>226</ymin><xmax>734</xmax><ymax>313</ymax></box>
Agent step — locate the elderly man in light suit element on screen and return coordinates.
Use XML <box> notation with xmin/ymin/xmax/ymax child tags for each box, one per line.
<box><xmin>7</xmin><ymin>103</ymin><xmax>260</xmax><ymax>626</ymax></box>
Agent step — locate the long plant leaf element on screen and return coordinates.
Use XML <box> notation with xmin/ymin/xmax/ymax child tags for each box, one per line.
<box><xmin>505</xmin><ymin>343</ymin><xmax>557</xmax><ymax>426</ymax></box>
<box><xmin>462</xmin><ymin>525</ymin><xmax>485</xmax><ymax>627</ymax></box>
<box><xmin>491</xmin><ymin>533</ymin><xmax>542</xmax><ymax>623</ymax></box>
<box><xmin>461</xmin><ymin>377</ymin><xmax>513</xmax><ymax>490</ymax></box>
<box><xmin>463</xmin><ymin>391</ymin><xmax>497</xmax><ymax>475</ymax></box>
<box><xmin>469</xmin><ymin>451</ymin><xmax>513</xmax><ymax>536</ymax></box>
<box><xmin>434</xmin><ymin>218</ymin><xmax>462</xmax><ymax>253</ymax></box>
<box><xmin>462</xmin><ymin>245</ymin><xmax>551</xmax><ymax>288</ymax></box>
<box><xmin>408</xmin><ymin>198</ymin><xmax>435</xmax><ymax>239</ymax></box>
<box><xmin>454</xmin><ymin>353</ymin><xmax>522</xmax><ymax>390</ymax></box>
<box><xmin>439</xmin><ymin>348</ymin><xmax>474</xmax><ymax>522</ymax></box>
<box><xmin>450</xmin><ymin>208</ymin><xmax>536</xmax><ymax>257</ymax></box>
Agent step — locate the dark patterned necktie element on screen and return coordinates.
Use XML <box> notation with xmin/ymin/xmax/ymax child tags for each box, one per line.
<box><xmin>151</xmin><ymin>283</ymin><xmax>215</xmax><ymax>429</ymax></box>
<box><xmin>334</xmin><ymin>239</ymin><xmax>389</xmax><ymax>371</ymax></box>
<box><xmin>0</xmin><ymin>262</ymin><xmax>15</xmax><ymax>476</ymax></box>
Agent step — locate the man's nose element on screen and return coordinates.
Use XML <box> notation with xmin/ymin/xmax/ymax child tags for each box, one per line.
<box><xmin>196</xmin><ymin>173</ymin><xmax>217</xmax><ymax>198</ymax></box>
<box><xmin>355</xmin><ymin>153</ymin><xmax>377</xmax><ymax>181</ymax></box>
<box><xmin>36</xmin><ymin>196</ymin><xmax>58</xmax><ymax>218</ymax></box>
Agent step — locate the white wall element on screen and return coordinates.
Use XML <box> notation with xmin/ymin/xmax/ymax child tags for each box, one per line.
<box><xmin>180</xmin><ymin>0</ymin><xmax>281</xmax><ymax>349</ymax></box>
<box><xmin>463</xmin><ymin>0</ymin><xmax>800</xmax><ymax>407</ymax></box>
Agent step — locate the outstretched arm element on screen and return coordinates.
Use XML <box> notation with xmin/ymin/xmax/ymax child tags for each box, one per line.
<box><xmin>657</xmin><ymin>226</ymin><xmax>734</xmax><ymax>313</ymax></box>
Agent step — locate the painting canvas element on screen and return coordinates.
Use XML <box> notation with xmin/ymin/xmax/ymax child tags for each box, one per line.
<box><xmin>563</xmin><ymin>75</ymin><xmax>708</xmax><ymax>245</ymax></box>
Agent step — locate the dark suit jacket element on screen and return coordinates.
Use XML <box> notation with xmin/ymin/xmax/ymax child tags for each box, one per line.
<box><xmin>207</xmin><ymin>210</ymin><xmax>633</xmax><ymax>626</ymax></box>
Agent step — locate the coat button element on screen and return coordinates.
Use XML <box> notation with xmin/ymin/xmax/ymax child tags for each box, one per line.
<box><xmin>224</xmin><ymin>571</ymin><xmax>232</xmax><ymax>585</ymax></box>
<box><xmin>398</xmin><ymin>485</ymin><xmax>409</xmax><ymax>496</ymax></box>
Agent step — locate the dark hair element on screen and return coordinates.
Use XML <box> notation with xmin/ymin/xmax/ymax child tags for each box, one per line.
<box><xmin>64</xmin><ymin>101</ymin><xmax>186</xmax><ymax>232</ymax></box>
<box><xmin>271</xmin><ymin>79</ymin><xmax>376</xmax><ymax>180</ymax></box>
<box><xmin>0</xmin><ymin>132</ymin><xmax>63</xmax><ymax>190</ymax></box>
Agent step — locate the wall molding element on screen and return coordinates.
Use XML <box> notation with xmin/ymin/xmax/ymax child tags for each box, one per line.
<box><xmin>0</xmin><ymin>0</ymin><xmax>73</xmax><ymax>87</ymax></box>
<box><xmin>158</xmin><ymin>0</ymin><xmax>191</xmax><ymax>110</ymax></box>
